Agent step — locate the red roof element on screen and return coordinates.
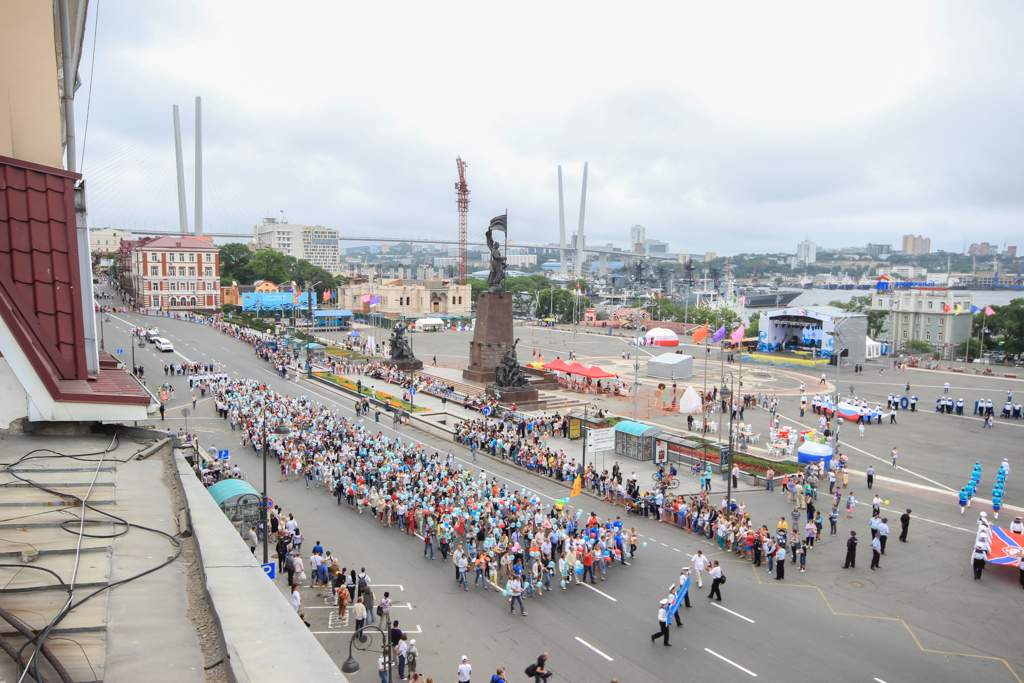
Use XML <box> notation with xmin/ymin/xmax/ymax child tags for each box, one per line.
<box><xmin>0</xmin><ymin>155</ymin><xmax>149</xmax><ymax>407</ymax></box>
<box><xmin>140</xmin><ymin>235</ymin><xmax>219</xmax><ymax>250</ymax></box>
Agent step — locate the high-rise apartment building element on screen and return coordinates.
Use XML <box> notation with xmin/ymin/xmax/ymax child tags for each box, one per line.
<box><xmin>630</xmin><ymin>225</ymin><xmax>646</xmax><ymax>254</ymax></box>
<box><xmin>796</xmin><ymin>240</ymin><xmax>817</xmax><ymax>265</ymax></box>
<box><xmin>253</xmin><ymin>218</ymin><xmax>340</xmax><ymax>274</ymax></box>
<box><xmin>902</xmin><ymin>234</ymin><xmax>931</xmax><ymax>255</ymax></box>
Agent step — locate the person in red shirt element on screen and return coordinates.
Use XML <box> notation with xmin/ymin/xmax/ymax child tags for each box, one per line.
<box><xmin>582</xmin><ymin>549</ymin><xmax>595</xmax><ymax>584</ymax></box>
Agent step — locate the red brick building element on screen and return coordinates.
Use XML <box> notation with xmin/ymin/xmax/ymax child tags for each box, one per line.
<box><xmin>122</xmin><ymin>236</ymin><xmax>221</xmax><ymax>311</ymax></box>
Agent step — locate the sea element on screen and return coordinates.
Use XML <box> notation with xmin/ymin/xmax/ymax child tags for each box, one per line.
<box><xmin>786</xmin><ymin>288</ymin><xmax>1023</xmax><ymax>308</ymax></box>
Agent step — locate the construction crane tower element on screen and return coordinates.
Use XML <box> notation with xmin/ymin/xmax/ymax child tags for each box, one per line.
<box><xmin>455</xmin><ymin>156</ymin><xmax>470</xmax><ymax>284</ymax></box>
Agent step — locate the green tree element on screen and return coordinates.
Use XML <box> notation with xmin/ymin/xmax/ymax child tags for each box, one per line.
<box><xmin>904</xmin><ymin>339</ymin><xmax>937</xmax><ymax>357</ymax></box>
<box><xmin>248</xmin><ymin>249</ymin><xmax>292</xmax><ymax>284</ymax></box>
<box><xmin>955</xmin><ymin>338</ymin><xmax>986</xmax><ymax>361</ymax></box>
<box><xmin>987</xmin><ymin>299</ymin><xmax>1024</xmax><ymax>355</ymax></box>
<box><xmin>219</xmin><ymin>242</ymin><xmax>253</xmax><ymax>282</ymax></box>
<box><xmin>467</xmin><ymin>277</ymin><xmax>489</xmax><ymax>302</ymax></box>
<box><xmin>828</xmin><ymin>295</ymin><xmax>887</xmax><ymax>338</ymax></box>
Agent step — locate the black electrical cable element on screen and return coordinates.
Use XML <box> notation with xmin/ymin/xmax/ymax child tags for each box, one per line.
<box><xmin>5</xmin><ymin>429</ymin><xmax>182</xmax><ymax>683</ymax></box>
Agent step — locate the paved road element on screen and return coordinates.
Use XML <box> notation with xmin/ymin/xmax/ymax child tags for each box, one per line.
<box><xmin>96</xmin><ymin>301</ymin><xmax>1024</xmax><ymax>683</ymax></box>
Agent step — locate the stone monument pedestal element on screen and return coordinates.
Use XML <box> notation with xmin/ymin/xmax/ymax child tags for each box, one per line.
<box><xmin>384</xmin><ymin>358</ymin><xmax>423</xmax><ymax>373</ymax></box>
<box><xmin>485</xmin><ymin>384</ymin><xmax>541</xmax><ymax>410</ymax></box>
<box><xmin>462</xmin><ymin>291</ymin><xmax>514</xmax><ymax>384</ymax></box>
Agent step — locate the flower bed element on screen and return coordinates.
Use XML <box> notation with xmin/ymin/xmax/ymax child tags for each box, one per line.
<box><xmin>733</xmin><ymin>453</ymin><xmax>803</xmax><ymax>475</ymax></box>
<box><xmin>315</xmin><ymin>373</ymin><xmax>427</xmax><ymax>412</ymax></box>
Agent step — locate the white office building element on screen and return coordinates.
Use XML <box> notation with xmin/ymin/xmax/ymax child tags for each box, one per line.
<box><xmin>797</xmin><ymin>240</ymin><xmax>817</xmax><ymax>265</ymax></box>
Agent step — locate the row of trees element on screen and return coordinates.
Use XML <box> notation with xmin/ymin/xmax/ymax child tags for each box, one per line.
<box><xmin>219</xmin><ymin>243</ymin><xmax>342</xmax><ymax>292</ymax></box>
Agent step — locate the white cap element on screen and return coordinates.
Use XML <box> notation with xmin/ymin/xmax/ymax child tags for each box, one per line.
<box><xmin>410</xmin><ymin>639</ymin><xmax>416</xmax><ymax>645</ymax></box>
<box><xmin>462</xmin><ymin>655</ymin><xmax>468</xmax><ymax>661</ymax></box>
<box><xmin>660</xmin><ymin>598</ymin><xmax>669</xmax><ymax>605</ymax></box>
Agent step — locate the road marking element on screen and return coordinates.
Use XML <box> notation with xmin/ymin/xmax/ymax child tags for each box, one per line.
<box><xmin>579</xmin><ymin>582</ymin><xmax>617</xmax><ymax>601</ymax></box>
<box><xmin>312</xmin><ymin>624</ymin><xmax>422</xmax><ymax>635</ymax></box>
<box><xmin>879</xmin><ymin>508</ymin><xmax>972</xmax><ymax>534</ymax></box>
<box><xmin>711</xmin><ymin>602</ymin><xmax>755</xmax><ymax>623</ymax></box>
<box><xmin>705</xmin><ymin>648</ymin><xmax>757</xmax><ymax>676</ymax></box>
<box><xmin>575</xmin><ymin>636</ymin><xmax>614</xmax><ymax>661</ymax></box>
<box><xmin>673</xmin><ymin>548</ymin><xmax>681</xmax><ymax>552</ymax></box>
<box><xmin>874</xmin><ymin>678</ymin><xmax>888</xmax><ymax>683</ymax></box>
<box><xmin>661</xmin><ymin>543</ymin><xmax>668</xmax><ymax>547</ymax></box>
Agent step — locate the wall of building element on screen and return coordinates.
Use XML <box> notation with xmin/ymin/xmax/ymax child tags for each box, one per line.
<box><xmin>0</xmin><ymin>1</ymin><xmax>64</xmax><ymax>168</ymax></box>
<box><xmin>0</xmin><ymin>357</ymin><xmax>30</xmax><ymax>431</ymax></box>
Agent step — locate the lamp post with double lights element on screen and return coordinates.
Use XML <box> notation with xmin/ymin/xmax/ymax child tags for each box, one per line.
<box><xmin>262</xmin><ymin>418</ymin><xmax>291</xmax><ymax>566</ymax></box>
<box><xmin>721</xmin><ymin>369</ymin><xmax>736</xmax><ymax>520</ymax></box>
<box><xmin>341</xmin><ymin>622</ymin><xmax>394</xmax><ymax>683</ymax></box>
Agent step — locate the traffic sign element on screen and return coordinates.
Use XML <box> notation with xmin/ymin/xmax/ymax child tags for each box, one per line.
<box><xmin>586</xmin><ymin>427</ymin><xmax>615</xmax><ymax>452</ymax></box>
<box><xmin>261</xmin><ymin>563</ymin><xmax>276</xmax><ymax>579</ymax></box>
<box><xmin>482</xmin><ymin>406</ymin><xmax>491</xmax><ymax>416</ymax></box>
<box><xmin>116</xmin><ymin>349</ymin><xmax>123</xmax><ymax>355</ymax></box>
<box><xmin>264</xmin><ymin>497</ymin><xmax>274</xmax><ymax>509</ymax></box>
<box><xmin>218</xmin><ymin>449</ymin><xmax>230</xmax><ymax>460</ymax></box>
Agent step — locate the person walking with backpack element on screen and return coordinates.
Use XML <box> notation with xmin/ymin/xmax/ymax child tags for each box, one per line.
<box><xmin>526</xmin><ymin>653</ymin><xmax>551</xmax><ymax>682</ymax></box>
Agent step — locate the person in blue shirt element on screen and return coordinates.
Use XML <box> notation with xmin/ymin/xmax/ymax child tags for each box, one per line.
<box><xmin>959</xmin><ymin>487</ymin><xmax>969</xmax><ymax>514</ymax></box>
<box><xmin>993</xmin><ymin>487</ymin><xmax>1004</xmax><ymax>519</ymax></box>
<box><xmin>312</xmin><ymin>541</ymin><xmax>323</xmax><ymax>556</ymax></box>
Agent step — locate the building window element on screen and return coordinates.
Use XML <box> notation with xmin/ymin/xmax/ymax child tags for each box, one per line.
<box><xmin>188</xmin><ymin>267</ymin><xmax>196</xmax><ymax>276</ymax></box>
<box><xmin>916</xmin><ymin>301</ymin><xmax>923</xmax><ymax>310</ymax></box>
<box><xmin>902</xmin><ymin>330</ymin><xmax>908</xmax><ymax>339</ymax></box>
<box><xmin>190</xmin><ymin>296</ymin><xmax>198</xmax><ymax>307</ymax></box>
<box><xmin>189</xmin><ymin>282</ymin><xmax>196</xmax><ymax>291</ymax></box>
<box><xmin>938</xmin><ymin>318</ymin><xmax>944</xmax><ymax>326</ymax></box>
<box><xmin>151</xmin><ymin>266</ymin><xmax>159</xmax><ymax>276</ymax></box>
<box><xmin>925</xmin><ymin>331</ymin><xmax>931</xmax><ymax>341</ymax></box>
<box><xmin>205</xmin><ymin>267</ymin><xmax>213</xmax><ymax>276</ymax></box>
<box><xmin>170</xmin><ymin>296</ymin><xmax>178</xmax><ymax>307</ymax></box>
<box><xmin>926</xmin><ymin>316</ymin><xmax>932</xmax><ymax>325</ymax></box>
<box><xmin>938</xmin><ymin>333</ymin><xmax>943</xmax><ymax>342</ymax></box>
<box><xmin>189</xmin><ymin>253</ymin><xmax>195</xmax><ymax>262</ymax></box>
<box><xmin>902</xmin><ymin>314</ymin><xmax>909</xmax><ymax>323</ymax></box>
<box><xmin>170</xmin><ymin>282</ymin><xmax>177</xmax><ymax>291</ymax></box>
<box><xmin>927</xmin><ymin>301</ymin><xmax>933</xmax><ymax>309</ymax></box>
<box><xmin>179</xmin><ymin>253</ymin><xmax>186</xmax><ymax>262</ymax></box>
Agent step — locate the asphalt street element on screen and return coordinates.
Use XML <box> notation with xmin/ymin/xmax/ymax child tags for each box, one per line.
<box><xmin>97</xmin><ymin>302</ymin><xmax>1024</xmax><ymax>683</ymax></box>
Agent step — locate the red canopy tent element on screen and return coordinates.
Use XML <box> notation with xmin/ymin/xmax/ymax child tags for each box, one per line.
<box><xmin>564</xmin><ymin>362</ymin><xmax>616</xmax><ymax>379</ymax></box>
<box><xmin>544</xmin><ymin>359</ymin><xmax>571</xmax><ymax>372</ymax></box>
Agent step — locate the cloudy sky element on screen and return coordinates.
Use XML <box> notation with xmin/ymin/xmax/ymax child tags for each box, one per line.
<box><xmin>77</xmin><ymin>1</ymin><xmax>1024</xmax><ymax>255</ymax></box>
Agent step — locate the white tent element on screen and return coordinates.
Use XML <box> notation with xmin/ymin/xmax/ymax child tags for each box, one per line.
<box><xmin>642</xmin><ymin>327</ymin><xmax>679</xmax><ymax>347</ymax></box>
<box><xmin>415</xmin><ymin>317</ymin><xmax>445</xmax><ymax>328</ymax></box>
<box><xmin>647</xmin><ymin>353</ymin><xmax>693</xmax><ymax>380</ymax></box>
<box><xmin>678</xmin><ymin>385</ymin><xmax>703</xmax><ymax>414</ymax></box>
<box><xmin>865</xmin><ymin>336</ymin><xmax>882</xmax><ymax>360</ymax></box>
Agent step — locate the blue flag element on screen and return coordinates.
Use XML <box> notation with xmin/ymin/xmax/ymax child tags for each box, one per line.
<box><xmin>971</xmin><ymin>305</ymin><xmax>980</xmax><ymax>314</ymax></box>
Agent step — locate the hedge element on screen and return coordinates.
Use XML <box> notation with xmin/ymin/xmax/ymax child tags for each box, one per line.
<box><xmin>316</xmin><ymin>373</ymin><xmax>426</xmax><ymax>413</ymax></box>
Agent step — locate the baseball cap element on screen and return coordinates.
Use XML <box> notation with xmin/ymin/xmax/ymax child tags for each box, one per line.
<box><xmin>462</xmin><ymin>655</ymin><xmax>468</xmax><ymax>661</ymax></box>
<box><xmin>660</xmin><ymin>599</ymin><xmax>669</xmax><ymax>605</ymax></box>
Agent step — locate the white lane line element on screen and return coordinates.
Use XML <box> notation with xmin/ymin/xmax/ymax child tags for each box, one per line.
<box><xmin>579</xmin><ymin>582</ymin><xmax>617</xmax><ymax>602</ymax></box>
<box><xmin>711</xmin><ymin>602</ymin><xmax>755</xmax><ymax>623</ymax></box>
<box><xmin>673</xmin><ymin>548</ymin><xmax>681</xmax><ymax>552</ymax></box>
<box><xmin>661</xmin><ymin>543</ymin><xmax>668</xmax><ymax>547</ymax></box>
<box><xmin>705</xmin><ymin>648</ymin><xmax>757</xmax><ymax>677</ymax></box>
<box><xmin>313</xmin><ymin>624</ymin><xmax>422</xmax><ymax>635</ymax></box>
<box><xmin>875</xmin><ymin>679</ymin><xmax>889</xmax><ymax>683</ymax></box>
<box><xmin>879</xmin><ymin>508</ymin><xmax>972</xmax><ymax>534</ymax></box>
<box><xmin>575</xmin><ymin>636</ymin><xmax>614</xmax><ymax>661</ymax></box>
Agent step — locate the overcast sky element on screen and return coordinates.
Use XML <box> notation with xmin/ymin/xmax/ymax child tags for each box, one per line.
<box><xmin>77</xmin><ymin>1</ymin><xmax>1024</xmax><ymax>255</ymax></box>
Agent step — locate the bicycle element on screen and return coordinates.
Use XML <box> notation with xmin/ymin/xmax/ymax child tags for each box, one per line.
<box><xmin>651</xmin><ymin>472</ymin><xmax>680</xmax><ymax>489</ymax></box>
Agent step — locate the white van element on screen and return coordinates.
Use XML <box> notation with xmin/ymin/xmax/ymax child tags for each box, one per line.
<box><xmin>154</xmin><ymin>338</ymin><xmax>174</xmax><ymax>352</ymax></box>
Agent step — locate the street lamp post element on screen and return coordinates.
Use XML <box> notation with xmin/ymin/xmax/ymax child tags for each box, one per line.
<box><xmin>341</xmin><ymin>622</ymin><xmax>394</xmax><ymax>683</ymax></box>
<box><xmin>721</xmin><ymin>369</ymin><xmax>736</xmax><ymax>519</ymax></box>
<box><xmin>262</xmin><ymin>419</ymin><xmax>291</xmax><ymax>566</ymax></box>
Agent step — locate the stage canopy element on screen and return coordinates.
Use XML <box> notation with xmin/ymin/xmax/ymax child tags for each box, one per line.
<box><xmin>647</xmin><ymin>354</ymin><xmax>693</xmax><ymax>380</ymax></box>
<box><xmin>642</xmin><ymin>327</ymin><xmax>679</xmax><ymax>347</ymax></box>
<box><xmin>756</xmin><ymin>306</ymin><xmax>866</xmax><ymax>361</ymax></box>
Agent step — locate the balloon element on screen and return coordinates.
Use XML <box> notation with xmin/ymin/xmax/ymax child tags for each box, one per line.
<box><xmin>642</xmin><ymin>542</ymin><xmax>648</xmax><ymax>547</ymax></box>
<box><xmin>884</xmin><ymin>500</ymin><xmax>890</xmax><ymax>505</ymax></box>
<box><xmin>575</xmin><ymin>565</ymin><xmax>583</xmax><ymax>574</ymax></box>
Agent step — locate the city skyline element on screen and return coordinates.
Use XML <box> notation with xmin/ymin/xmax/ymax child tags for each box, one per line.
<box><xmin>77</xmin><ymin>2</ymin><xmax>1024</xmax><ymax>255</ymax></box>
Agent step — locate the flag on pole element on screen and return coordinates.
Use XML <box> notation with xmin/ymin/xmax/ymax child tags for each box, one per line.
<box><xmin>369</xmin><ymin>296</ymin><xmax>381</xmax><ymax>307</ymax></box>
<box><xmin>954</xmin><ymin>303</ymin><xmax>962</xmax><ymax>314</ymax></box>
<box><xmin>942</xmin><ymin>303</ymin><xmax>951</xmax><ymax>313</ymax></box>
<box><xmin>361</xmin><ymin>294</ymin><xmax>372</xmax><ymax>303</ymax></box>
<box><xmin>712</xmin><ymin>324</ymin><xmax>727</xmax><ymax>343</ymax></box>
<box><xmin>692</xmin><ymin>323</ymin><xmax>708</xmax><ymax>343</ymax></box>
<box><xmin>571</xmin><ymin>475</ymin><xmax>582</xmax><ymax>497</ymax></box>
<box><xmin>293</xmin><ymin>290</ymin><xmax>302</xmax><ymax>304</ymax></box>
<box><xmin>730</xmin><ymin>325</ymin><xmax>745</xmax><ymax>344</ymax></box>
<box><xmin>323</xmin><ymin>290</ymin><xmax>331</xmax><ymax>302</ymax></box>
<box><xmin>971</xmin><ymin>305</ymin><xmax>981</xmax><ymax>314</ymax></box>
<box><xmin>985</xmin><ymin>306</ymin><xmax>995</xmax><ymax>316</ymax></box>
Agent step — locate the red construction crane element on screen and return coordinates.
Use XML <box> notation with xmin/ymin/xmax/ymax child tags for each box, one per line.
<box><xmin>455</xmin><ymin>156</ymin><xmax>470</xmax><ymax>284</ymax></box>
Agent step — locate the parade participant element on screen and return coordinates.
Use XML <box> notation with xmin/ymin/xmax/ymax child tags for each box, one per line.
<box><xmin>651</xmin><ymin>599</ymin><xmax>671</xmax><ymax>645</ymax></box>
<box><xmin>707</xmin><ymin>560</ymin><xmax>723</xmax><ymax>601</ymax></box>
<box><xmin>972</xmin><ymin>545</ymin><xmax>988</xmax><ymax>580</ymax></box>
<box><xmin>899</xmin><ymin>510</ymin><xmax>912</xmax><ymax>542</ymax></box>
<box><xmin>843</xmin><ymin>531</ymin><xmax>858</xmax><ymax>569</ymax></box>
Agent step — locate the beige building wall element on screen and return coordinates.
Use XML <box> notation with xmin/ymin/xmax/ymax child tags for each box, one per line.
<box><xmin>0</xmin><ymin>0</ymin><xmax>65</xmax><ymax>168</ymax></box>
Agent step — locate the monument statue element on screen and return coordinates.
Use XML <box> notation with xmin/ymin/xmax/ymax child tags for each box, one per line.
<box><xmin>485</xmin><ymin>214</ymin><xmax>508</xmax><ymax>292</ymax></box>
<box><xmin>494</xmin><ymin>338</ymin><xmax>532</xmax><ymax>389</ymax></box>
<box><xmin>388</xmin><ymin>322</ymin><xmax>415</xmax><ymax>362</ymax></box>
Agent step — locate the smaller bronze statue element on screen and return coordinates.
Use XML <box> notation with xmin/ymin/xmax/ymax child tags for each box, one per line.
<box><xmin>388</xmin><ymin>322</ymin><xmax>415</xmax><ymax>362</ymax></box>
<box><xmin>494</xmin><ymin>338</ymin><xmax>532</xmax><ymax>389</ymax></box>
<box><xmin>485</xmin><ymin>215</ymin><xmax>508</xmax><ymax>292</ymax></box>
